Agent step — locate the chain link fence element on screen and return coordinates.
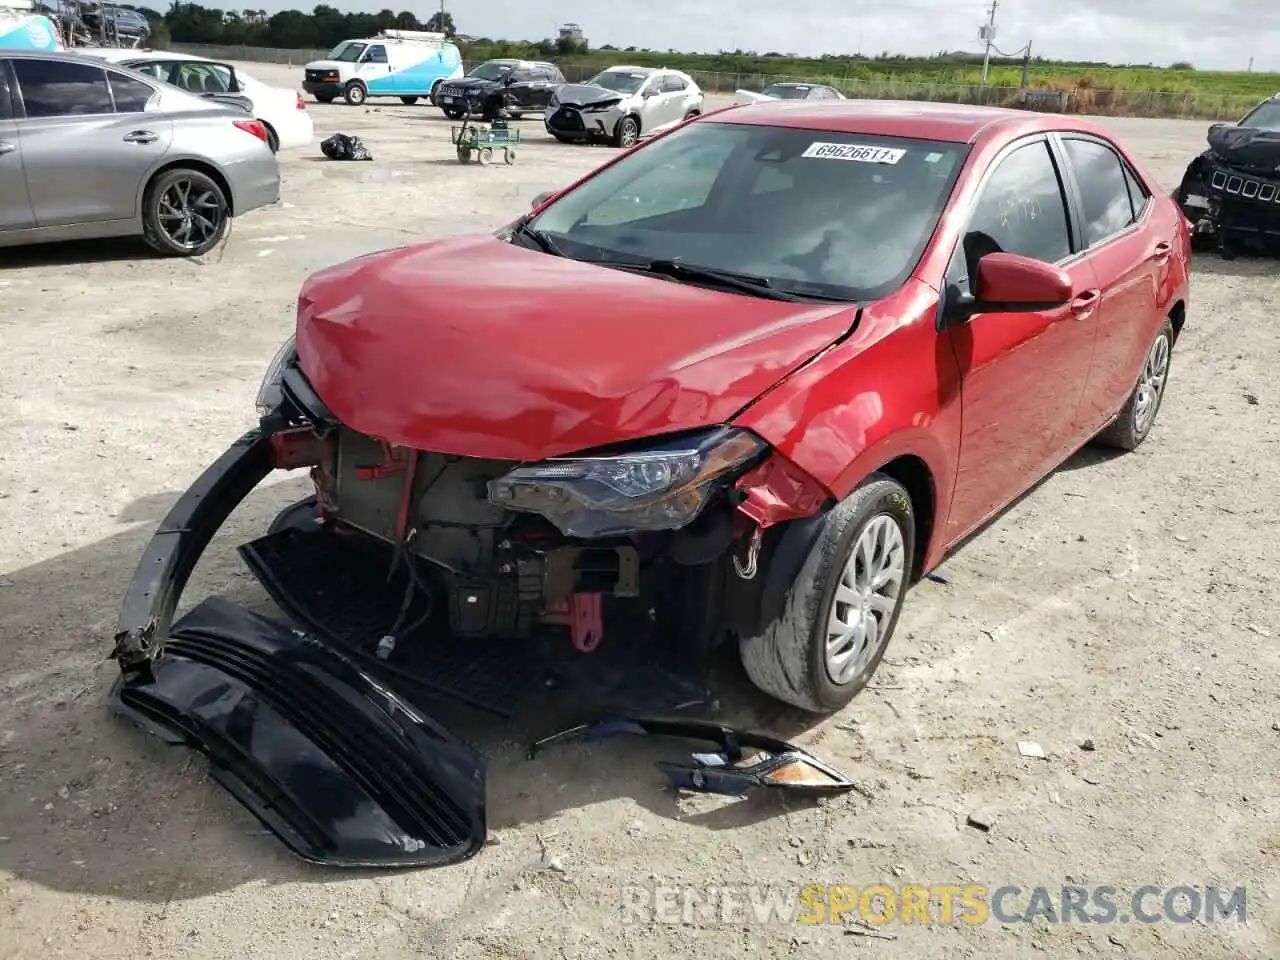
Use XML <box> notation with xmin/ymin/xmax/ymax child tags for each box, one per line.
<box><xmin>168</xmin><ymin>43</ymin><xmax>1260</xmax><ymax>120</ymax></box>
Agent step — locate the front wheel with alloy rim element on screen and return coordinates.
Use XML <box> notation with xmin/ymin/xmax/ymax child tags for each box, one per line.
<box><xmin>343</xmin><ymin>81</ymin><xmax>367</xmax><ymax>106</ymax></box>
<box><xmin>1093</xmin><ymin>318</ymin><xmax>1174</xmax><ymax>451</ymax></box>
<box><xmin>142</xmin><ymin>168</ymin><xmax>229</xmax><ymax>258</ymax></box>
<box><xmin>739</xmin><ymin>474</ymin><xmax>915</xmax><ymax>714</ymax></box>
<box><xmin>613</xmin><ymin>115</ymin><xmax>640</xmax><ymax>147</ymax></box>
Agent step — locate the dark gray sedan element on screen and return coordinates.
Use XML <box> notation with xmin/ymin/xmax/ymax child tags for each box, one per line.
<box><xmin>0</xmin><ymin>51</ymin><xmax>280</xmax><ymax>257</ymax></box>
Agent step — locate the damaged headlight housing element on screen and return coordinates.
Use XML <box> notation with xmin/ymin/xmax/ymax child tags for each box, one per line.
<box><xmin>255</xmin><ymin>334</ymin><xmax>297</xmax><ymax>416</ymax></box>
<box><xmin>487</xmin><ymin>427</ymin><xmax>766</xmax><ymax>539</ymax></box>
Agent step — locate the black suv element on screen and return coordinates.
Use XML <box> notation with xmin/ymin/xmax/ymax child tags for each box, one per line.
<box><xmin>435</xmin><ymin>59</ymin><xmax>565</xmax><ymax>120</ymax></box>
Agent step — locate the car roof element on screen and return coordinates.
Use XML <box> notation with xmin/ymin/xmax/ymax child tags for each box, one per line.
<box><xmin>711</xmin><ymin>98</ymin><xmax>1090</xmax><ymax>144</ymax></box>
<box><xmin>601</xmin><ymin>65</ymin><xmax>653</xmax><ymax>74</ymax></box>
<box><xmin>4</xmin><ymin>49</ymin><xmax>139</xmax><ymax>65</ymax></box>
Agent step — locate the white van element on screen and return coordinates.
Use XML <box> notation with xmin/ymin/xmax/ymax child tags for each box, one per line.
<box><xmin>0</xmin><ymin>0</ymin><xmax>63</xmax><ymax>52</ymax></box>
<box><xmin>302</xmin><ymin>29</ymin><xmax>464</xmax><ymax>106</ymax></box>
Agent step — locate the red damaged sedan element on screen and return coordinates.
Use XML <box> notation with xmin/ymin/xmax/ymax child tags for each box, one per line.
<box><xmin>111</xmin><ymin>100</ymin><xmax>1190</xmax><ymax>868</ymax></box>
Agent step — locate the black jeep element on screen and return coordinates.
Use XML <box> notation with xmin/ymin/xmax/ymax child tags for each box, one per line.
<box><xmin>1175</xmin><ymin>94</ymin><xmax>1280</xmax><ymax>259</ymax></box>
<box><xmin>435</xmin><ymin>59</ymin><xmax>566</xmax><ymax>120</ymax></box>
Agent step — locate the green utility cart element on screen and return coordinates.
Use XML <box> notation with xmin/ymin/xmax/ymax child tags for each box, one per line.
<box><xmin>450</xmin><ymin>116</ymin><xmax>519</xmax><ymax>165</ymax></box>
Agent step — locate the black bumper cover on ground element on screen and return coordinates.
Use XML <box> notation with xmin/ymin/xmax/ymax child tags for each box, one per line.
<box><xmin>109</xmin><ymin>428</ymin><xmax>487</xmax><ymax>868</ymax></box>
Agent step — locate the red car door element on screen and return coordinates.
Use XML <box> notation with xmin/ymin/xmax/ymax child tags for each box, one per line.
<box><xmin>1055</xmin><ymin>135</ymin><xmax>1166</xmax><ymax>435</ymax></box>
<box><xmin>940</xmin><ymin>136</ymin><xmax>1101</xmax><ymax>545</ymax></box>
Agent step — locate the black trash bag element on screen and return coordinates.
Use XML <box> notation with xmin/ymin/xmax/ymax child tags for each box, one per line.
<box><xmin>1206</xmin><ymin>123</ymin><xmax>1280</xmax><ymax>172</ymax></box>
<box><xmin>320</xmin><ymin>133</ymin><xmax>373</xmax><ymax>161</ymax></box>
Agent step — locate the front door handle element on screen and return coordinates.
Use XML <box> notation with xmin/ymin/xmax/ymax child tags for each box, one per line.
<box><xmin>123</xmin><ymin>130</ymin><xmax>158</xmax><ymax>144</ymax></box>
<box><xmin>1070</xmin><ymin>289</ymin><xmax>1101</xmax><ymax>320</ymax></box>
<box><xmin>0</xmin><ymin>140</ymin><xmax>15</xmax><ymax>156</ymax></box>
<box><xmin>1151</xmin><ymin>240</ymin><xmax>1172</xmax><ymax>263</ymax></box>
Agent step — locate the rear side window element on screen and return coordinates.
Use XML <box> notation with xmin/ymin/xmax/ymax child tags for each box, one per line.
<box><xmin>14</xmin><ymin>59</ymin><xmax>113</xmax><ymax>118</ymax></box>
<box><xmin>545</xmin><ymin>65</ymin><xmax>566</xmax><ymax>83</ymax></box>
<box><xmin>1061</xmin><ymin>137</ymin><xmax>1137</xmax><ymax>246</ymax></box>
<box><xmin>1123</xmin><ymin>163</ymin><xmax>1149</xmax><ymax>218</ymax></box>
<box><xmin>109</xmin><ymin>71</ymin><xmax>155</xmax><ymax>112</ymax></box>
<box><xmin>967</xmin><ymin>139</ymin><xmax>1072</xmax><ymax>267</ymax></box>
<box><xmin>661</xmin><ymin>74</ymin><xmax>687</xmax><ymax>93</ymax></box>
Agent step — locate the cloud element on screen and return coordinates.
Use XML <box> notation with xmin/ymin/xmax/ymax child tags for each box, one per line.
<box><xmin>271</xmin><ymin>0</ymin><xmax>1280</xmax><ymax>72</ymax></box>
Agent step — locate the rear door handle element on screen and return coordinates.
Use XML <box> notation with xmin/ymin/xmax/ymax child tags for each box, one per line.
<box><xmin>0</xmin><ymin>140</ymin><xmax>14</xmax><ymax>156</ymax></box>
<box><xmin>1151</xmin><ymin>240</ymin><xmax>1172</xmax><ymax>262</ymax></box>
<box><xmin>1070</xmin><ymin>289</ymin><xmax>1101</xmax><ymax>320</ymax></box>
<box><xmin>123</xmin><ymin>130</ymin><xmax>158</xmax><ymax>144</ymax></box>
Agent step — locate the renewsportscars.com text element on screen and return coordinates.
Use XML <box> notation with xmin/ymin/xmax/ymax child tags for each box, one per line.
<box><xmin>620</xmin><ymin>883</ymin><xmax>1247</xmax><ymax>926</ymax></box>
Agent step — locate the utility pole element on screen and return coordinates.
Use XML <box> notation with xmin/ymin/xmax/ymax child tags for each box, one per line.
<box><xmin>979</xmin><ymin>0</ymin><xmax>998</xmax><ymax>90</ymax></box>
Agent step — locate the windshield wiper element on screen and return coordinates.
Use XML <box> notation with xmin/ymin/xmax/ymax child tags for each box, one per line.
<box><xmin>510</xmin><ymin>221</ymin><xmax>567</xmax><ymax>258</ymax></box>
<box><xmin>593</xmin><ymin>258</ymin><xmax>807</xmax><ymax>302</ymax></box>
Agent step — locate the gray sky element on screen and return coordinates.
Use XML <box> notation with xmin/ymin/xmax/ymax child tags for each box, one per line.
<box><xmin>324</xmin><ymin>0</ymin><xmax>1278</xmax><ymax>73</ymax></box>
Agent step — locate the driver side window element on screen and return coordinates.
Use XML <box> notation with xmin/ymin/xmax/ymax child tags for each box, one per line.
<box><xmin>364</xmin><ymin>45</ymin><xmax>387</xmax><ymax>63</ymax></box>
<box><xmin>955</xmin><ymin>139</ymin><xmax>1073</xmax><ymax>288</ymax></box>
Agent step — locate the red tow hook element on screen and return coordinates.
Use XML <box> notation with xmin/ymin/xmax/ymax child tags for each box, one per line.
<box><xmin>569</xmin><ymin>593</ymin><xmax>603</xmax><ymax>652</ymax></box>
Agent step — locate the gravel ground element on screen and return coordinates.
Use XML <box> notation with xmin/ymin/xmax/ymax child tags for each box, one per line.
<box><xmin>0</xmin><ymin>64</ymin><xmax>1277</xmax><ymax>960</ymax></box>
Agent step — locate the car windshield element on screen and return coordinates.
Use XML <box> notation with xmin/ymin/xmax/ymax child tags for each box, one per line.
<box><xmin>1240</xmin><ymin>100</ymin><xmax>1280</xmax><ymax>131</ymax></box>
<box><xmin>329</xmin><ymin>42</ymin><xmax>366</xmax><ymax>62</ymax></box>
<box><xmin>470</xmin><ymin>61</ymin><xmax>514</xmax><ymax>81</ymax></box>
<box><xmin>526</xmin><ymin>120</ymin><xmax>967</xmax><ymax>301</ymax></box>
<box><xmin>588</xmin><ymin>71</ymin><xmax>647</xmax><ymax>94</ymax></box>
<box><xmin>763</xmin><ymin>84</ymin><xmax>810</xmax><ymax>99</ymax></box>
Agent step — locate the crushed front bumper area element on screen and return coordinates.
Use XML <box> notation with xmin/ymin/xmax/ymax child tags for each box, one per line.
<box><xmin>110</xmin><ymin>428</ymin><xmax>487</xmax><ymax>868</ymax></box>
<box><xmin>109</xmin><ymin>426</ymin><xmax>853</xmax><ymax>868</ymax></box>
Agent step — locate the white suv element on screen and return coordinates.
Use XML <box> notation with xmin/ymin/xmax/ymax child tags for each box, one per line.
<box><xmin>545</xmin><ymin>66</ymin><xmax>704</xmax><ymax>147</ymax></box>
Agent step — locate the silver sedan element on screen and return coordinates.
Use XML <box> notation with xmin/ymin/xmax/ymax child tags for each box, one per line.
<box><xmin>0</xmin><ymin>50</ymin><xmax>280</xmax><ymax>257</ymax></box>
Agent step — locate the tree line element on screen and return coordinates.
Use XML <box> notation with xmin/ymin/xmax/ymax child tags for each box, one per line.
<box><xmin>32</xmin><ymin>2</ymin><xmax>1199</xmax><ymax>74</ymax></box>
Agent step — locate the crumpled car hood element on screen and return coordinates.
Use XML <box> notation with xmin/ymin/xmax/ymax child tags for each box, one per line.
<box><xmin>554</xmin><ymin>83</ymin><xmax>625</xmax><ymax>108</ymax></box>
<box><xmin>295</xmin><ymin>236</ymin><xmax>856</xmax><ymax>461</ymax></box>
<box><xmin>441</xmin><ymin>76</ymin><xmax>501</xmax><ymax>92</ymax></box>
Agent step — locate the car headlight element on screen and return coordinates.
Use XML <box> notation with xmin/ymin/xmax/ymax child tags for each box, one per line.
<box><xmin>487</xmin><ymin>427</ymin><xmax>766</xmax><ymax>539</ymax></box>
<box><xmin>255</xmin><ymin>334</ymin><xmax>297</xmax><ymax>415</ymax></box>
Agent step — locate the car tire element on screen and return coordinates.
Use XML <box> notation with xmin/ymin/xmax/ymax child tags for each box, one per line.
<box><xmin>263</xmin><ymin>123</ymin><xmax>279</xmax><ymax>153</ymax></box>
<box><xmin>428</xmin><ymin>81</ymin><xmax>443</xmax><ymax>106</ymax></box>
<box><xmin>444</xmin><ymin>107</ymin><xmax>465</xmax><ymax>120</ymax></box>
<box><xmin>141</xmin><ymin>168</ymin><xmax>230</xmax><ymax>258</ymax></box>
<box><xmin>739</xmin><ymin>474</ymin><xmax>915</xmax><ymax>714</ymax></box>
<box><xmin>399</xmin><ymin>96</ymin><xmax>419</xmax><ymax>105</ymax></box>
<box><xmin>613</xmin><ymin>115</ymin><xmax>640</xmax><ymax>148</ymax></box>
<box><xmin>507</xmin><ymin>108</ymin><xmax>523</xmax><ymax>120</ymax></box>
<box><xmin>343</xmin><ymin>81</ymin><xmax>367</xmax><ymax>106</ymax></box>
<box><xmin>1093</xmin><ymin>317</ymin><xmax>1174</xmax><ymax>451</ymax></box>
<box><xmin>683</xmin><ymin>110</ymin><xmax>700</xmax><ymax>121</ymax></box>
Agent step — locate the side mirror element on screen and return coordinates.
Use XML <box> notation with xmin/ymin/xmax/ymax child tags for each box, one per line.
<box><xmin>531</xmin><ymin>190</ymin><xmax>555</xmax><ymax>209</ymax></box>
<box><xmin>971</xmin><ymin>252</ymin><xmax>1074</xmax><ymax>313</ymax></box>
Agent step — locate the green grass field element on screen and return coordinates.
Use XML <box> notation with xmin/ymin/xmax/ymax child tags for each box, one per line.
<box><xmin>461</xmin><ymin>43</ymin><xmax>1280</xmax><ymax>119</ymax></box>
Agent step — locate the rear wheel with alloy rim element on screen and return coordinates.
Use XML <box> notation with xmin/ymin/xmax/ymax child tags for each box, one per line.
<box><xmin>142</xmin><ymin>168</ymin><xmax>229</xmax><ymax>258</ymax></box>
<box><xmin>1093</xmin><ymin>318</ymin><xmax>1174</xmax><ymax>451</ymax></box>
<box><xmin>739</xmin><ymin>474</ymin><xmax>915</xmax><ymax>714</ymax></box>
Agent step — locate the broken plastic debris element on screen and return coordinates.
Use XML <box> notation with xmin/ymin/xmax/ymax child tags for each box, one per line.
<box><xmin>1017</xmin><ymin>740</ymin><xmax>1046</xmax><ymax>759</ymax></box>
<box><xmin>529</xmin><ymin>717</ymin><xmax>858</xmax><ymax>796</ymax></box>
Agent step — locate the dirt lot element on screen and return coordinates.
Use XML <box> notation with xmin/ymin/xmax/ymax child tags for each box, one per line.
<box><xmin>0</xmin><ymin>62</ymin><xmax>1277</xmax><ymax>960</ymax></box>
